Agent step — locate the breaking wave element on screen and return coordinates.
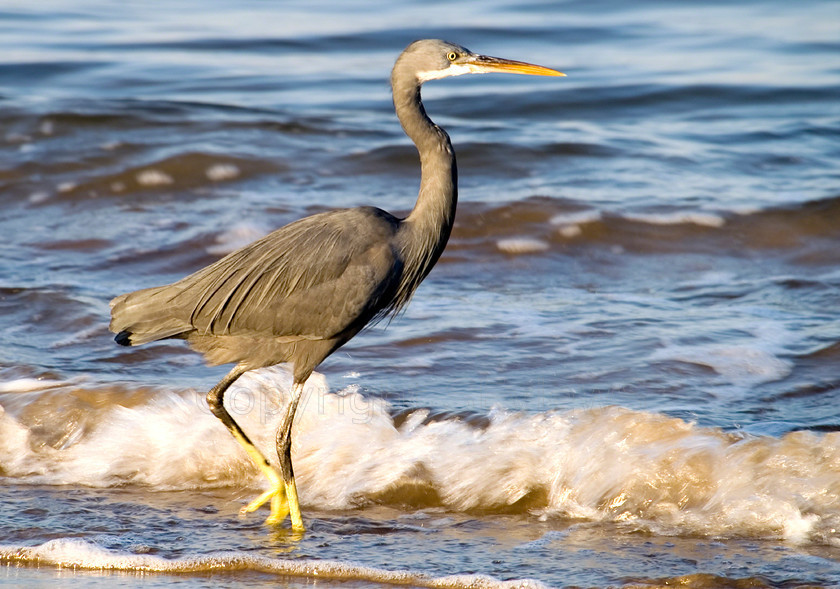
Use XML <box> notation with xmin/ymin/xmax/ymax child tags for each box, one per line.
<box><xmin>2</xmin><ymin>368</ymin><xmax>839</xmax><ymax>544</ymax></box>
<box><xmin>0</xmin><ymin>538</ymin><xmax>546</xmax><ymax>589</ymax></box>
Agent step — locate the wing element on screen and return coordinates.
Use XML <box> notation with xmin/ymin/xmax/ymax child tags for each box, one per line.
<box><xmin>169</xmin><ymin>206</ymin><xmax>403</xmax><ymax>341</ymax></box>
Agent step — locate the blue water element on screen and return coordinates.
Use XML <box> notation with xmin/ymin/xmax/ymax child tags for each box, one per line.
<box><xmin>1</xmin><ymin>0</ymin><xmax>840</xmax><ymax>587</ymax></box>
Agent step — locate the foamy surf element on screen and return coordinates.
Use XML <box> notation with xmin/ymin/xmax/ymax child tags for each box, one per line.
<box><xmin>0</xmin><ymin>538</ymin><xmax>547</xmax><ymax>589</ymax></box>
<box><xmin>1</xmin><ymin>367</ymin><xmax>838</xmax><ymax>544</ymax></box>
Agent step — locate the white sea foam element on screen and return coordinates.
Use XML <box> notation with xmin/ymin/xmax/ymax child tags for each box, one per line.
<box><xmin>548</xmin><ymin>210</ymin><xmax>602</xmax><ymax>227</ymax></box>
<box><xmin>0</xmin><ymin>538</ymin><xmax>546</xmax><ymax>589</ymax></box>
<box><xmin>650</xmin><ymin>318</ymin><xmax>797</xmax><ymax>387</ymax></box>
<box><xmin>206</xmin><ymin>222</ymin><xmax>271</xmax><ymax>255</ymax></box>
<box><xmin>205</xmin><ymin>163</ymin><xmax>240</xmax><ymax>181</ymax></box>
<box><xmin>556</xmin><ymin>225</ymin><xmax>582</xmax><ymax>238</ymax></box>
<box><xmin>1</xmin><ymin>368</ymin><xmax>838</xmax><ymax>542</ymax></box>
<box><xmin>496</xmin><ymin>238</ymin><xmax>549</xmax><ymax>254</ymax></box>
<box><xmin>0</xmin><ymin>377</ymin><xmax>67</xmax><ymax>393</ymax></box>
<box><xmin>28</xmin><ymin>190</ymin><xmax>51</xmax><ymax>204</ymax></box>
<box><xmin>622</xmin><ymin>211</ymin><xmax>726</xmax><ymax>228</ymax></box>
<box><xmin>549</xmin><ymin>210</ymin><xmax>601</xmax><ymax>239</ymax></box>
<box><xmin>651</xmin><ymin>344</ymin><xmax>793</xmax><ymax>385</ymax></box>
<box><xmin>136</xmin><ymin>169</ymin><xmax>174</xmax><ymax>186</ymax></box>
<box><xmin>0</xmin><ymin>404</ymin><xmax>35</xmax><ymax>476</ymax></box>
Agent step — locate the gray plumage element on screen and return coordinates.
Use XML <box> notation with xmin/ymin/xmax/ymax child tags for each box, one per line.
<box><xmin>109</xmin><ymin>39</ymin><xmax>563</xmax><ymax>530</ymax></box>
<box><xmin>112</xmin><ymin>207</ymin><xmax>406</xmax><ymax>381</ymax></box>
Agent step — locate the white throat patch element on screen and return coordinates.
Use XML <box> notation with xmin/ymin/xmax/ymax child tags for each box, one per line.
<box><xmin>416</xmin><ymin>63</ymin><xmax>473</xmax><ymax>83</ymax></box>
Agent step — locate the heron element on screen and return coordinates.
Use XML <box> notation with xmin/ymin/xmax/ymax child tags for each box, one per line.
<box><xmin>110</xmin><ymin>39</ymin><xmax>563</xmax><ymax>531</ymax></box>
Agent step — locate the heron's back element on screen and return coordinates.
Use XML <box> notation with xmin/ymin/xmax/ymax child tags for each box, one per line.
<box><xmin>110</xmin><ymin>206</ymin><xmax>405</xmax><ymax>375</ymax></box>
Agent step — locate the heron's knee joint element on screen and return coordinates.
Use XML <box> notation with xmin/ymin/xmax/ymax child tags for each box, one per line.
<box><xmin>206</xmin><ymin>390</ymin><xmax>225</xmax><ymax>418</ymax></box>
<box><xmin>277</xmin><ymin>441</ymin><xmax>291</xmax><ymax>458</ymax></box>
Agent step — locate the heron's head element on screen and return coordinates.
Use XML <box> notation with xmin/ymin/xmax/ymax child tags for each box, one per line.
<box><xmin>393</xmin><ymin>39</ymin><xmax>564</xmax><ymax>85</ymax></box>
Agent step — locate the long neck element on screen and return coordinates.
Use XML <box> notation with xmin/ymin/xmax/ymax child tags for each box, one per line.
<box><xmin>391</xmin><ymin>75</ymin><xmax>458</xmax><ymax>307</ymax></box>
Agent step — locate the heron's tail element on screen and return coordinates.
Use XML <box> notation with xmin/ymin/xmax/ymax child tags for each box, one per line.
<box><xmin>109</xmin><ymin>285</ymin><xmax>193</xmax><ymax>346</ymax></box>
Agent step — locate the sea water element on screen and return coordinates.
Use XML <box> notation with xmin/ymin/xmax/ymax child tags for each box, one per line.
<box><xmin>1</xmin><ymin>0</ymin><xmax>839</xmax><ymax>586</ymax></box>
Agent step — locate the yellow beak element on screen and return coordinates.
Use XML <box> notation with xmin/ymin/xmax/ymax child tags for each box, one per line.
<box><xmin>468</xmin><ymin>55</ymin><xmax>565</xmax><ymax>77</ymax></box>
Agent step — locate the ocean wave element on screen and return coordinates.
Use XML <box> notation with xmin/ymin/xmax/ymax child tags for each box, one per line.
<box><xmin>1</xmin><ymin>367</ymin><xmax>838</xmax><ymax>543</ymax></box>
<box><xmin>447</xmin><ymin>194</ymin><xmax>840</xmax><ymax>259</ymax></box>
<box><xmin>46</xmin><ymin>152</ymin><xmax>280</xmax><ymax>202</ymax></box>
<box><xmin>0</xmin><ymin>537</ymin><xmax>546</xmax><ymax>589</ymax></box>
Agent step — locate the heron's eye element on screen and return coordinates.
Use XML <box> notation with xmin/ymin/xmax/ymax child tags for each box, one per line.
<box><xmin>447</xmin><ymin>52</ymin><xmax>458</xmax><ymax>62</ymax></box>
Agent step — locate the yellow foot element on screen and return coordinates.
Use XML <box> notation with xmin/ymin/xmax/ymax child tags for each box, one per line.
<box><xmin>239</xmin><ymin>483</ymin><xmax>291</xmax><ymax>525</ymax></box>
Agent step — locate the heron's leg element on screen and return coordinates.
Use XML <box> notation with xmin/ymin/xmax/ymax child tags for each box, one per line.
<box><xmin>276</xmin><ymin>380</ymin><xmax>306</xmax><ymax>532</ymax></box>
<box><xmin>206</xmin><ymin>365</ymin><xmax>288</xmax><ymax>525</ymax></box>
